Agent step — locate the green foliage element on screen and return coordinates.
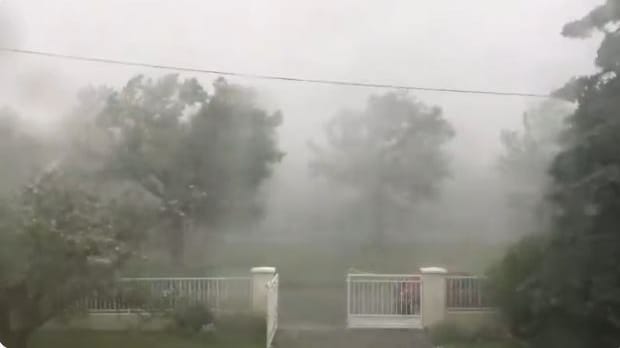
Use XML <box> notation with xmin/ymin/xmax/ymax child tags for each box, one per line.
<box><xmin>310</xmin><ymin>92</ymin><xmax>453</xmax><ymax>243</ymax></box>
<box><xmin>171</xmin><ymin>304</ymin><xmax>215</xmax><ymax>333</ymax></box>
<box><xmin>532</xmin><ymin>72</ymin><xmax>620</xmax><ymax>347</ymax></box>
<box><xmin>486</xmin><ymin>235</ymin><xmax>547</xmax><ymax>337</ymax></box>
<box><xmin>93</xmin><ymin>75</ymin><xmax>283</xmax><ymax>264</ymax></box>
<box><xmin>58</xmin><ymin>86</ymin><xmax>116</xmax><ymax>177</ymax></box>
<box><xmin>491</xmin><ymin>3</ymin><xmax>620</xmax><ymax>347</ymax></box>
<box><xmin>497</xmin><ymin>101</ymin><xmax>572</xmax><ymax>236</ymax></box>
<box><xmin>0</xmin><ymin>170</ymin><xmax>151</xmax><ymax>348</ymax></box>
<box><xmin>562</xmin><ymin>0</ymin><xmax>620</xmax><ymax>71</ymax></box>
<box><xmin>0</xmin><ymin>108</ymin><xmax>48</xmax><ymax>197</ymax></box>
<box><xmin>498</xmin><ymin>101</ymin><xmax>569</xmax><ymax>183</ymax></box>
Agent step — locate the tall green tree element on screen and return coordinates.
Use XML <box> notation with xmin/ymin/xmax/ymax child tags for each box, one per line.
<box><xmin>0</xmin><ymin>108</ymin><xmax>47</xmax><ymax>197</ymax></box>
<box><xmin>95</xmin><ymin>75</ymin><xmax>283</xmax><ymax>265</ymax></box>
<box><xmin>497</xmin><ymin>101</ymin><xmax>572</xmax><ymax>234</ymax></box>
<box><xmin>58</xmin><ymin>86</ymin><xmax>116</xmax><ymax>176</ymax></box>
<box><xmin>0</xmin><ymin>170</ymin><xmax>150</xmax><ymax>348</ymax></box>
<box><xmin>310</xmin><ymin>92</ymin><xmax>454</xmax><ymax>244</ymax></box>
<box><xmin>490</xmin><ymin>2</ymin><xmax>620</xmax><ymax>347</ymax></box>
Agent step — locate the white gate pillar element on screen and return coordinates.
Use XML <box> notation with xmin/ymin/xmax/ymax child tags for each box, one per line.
<box><xmin>251</xmin><ymin>266</ymin><xmax>276</xmax><ymax>314</ymax></box>
<box><xmin>420</xmin><ymin>266</ymin><xmax>448</xmax><ymax>328</ymax></box>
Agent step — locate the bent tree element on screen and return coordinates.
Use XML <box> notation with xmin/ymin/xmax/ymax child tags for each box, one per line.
<box><xmin>0</xmin><ymin>170</ymin><xmax>149</xmax><ymax>348</ymax></box>
<box><xmin>95</xmin><ymin>75</ymin><xmax>284</xmax><ymax>266</ymax></box>
<box><xmin>490</xmin><ymin>2</ymin><xmax>620</xmax><ymax>347</ymax></box>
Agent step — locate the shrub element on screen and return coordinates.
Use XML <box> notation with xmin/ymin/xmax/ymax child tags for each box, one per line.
<box><xmin>486</xmin><ymin>234</ymin><xmax>547</xmax><ymax>338</ymax></box>
<box><xmin>170</xmin><ymin>303</ymin><xmax>215</xmax><ymax>333</ymax></box>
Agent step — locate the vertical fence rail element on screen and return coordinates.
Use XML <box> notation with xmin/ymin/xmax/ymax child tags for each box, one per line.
<box><xmin>84</xmin><ymin>277</ymin><xmax>253</xmax><ymax>313</ymax></box>
<box><xmin>346</xmin><ymin>273</ymin><xmax>422</xmax><ymax>329</ymax></box>
<box><xmin>266</xmin><ymin>273</ymin><xmax>279</xmax><ymax>348</ymax></box>
<box><xmin>446</xmin><ymin>276</ymin><xmax>491</xmax><ymax>310</ymax></box>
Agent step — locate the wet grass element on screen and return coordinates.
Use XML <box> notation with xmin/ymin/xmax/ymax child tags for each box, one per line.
<box><xmin>444</xmin><ymin>343</ymin><xmax>521</xmax><ymax>348</ymax></box>
<box><xmin>31</xmin><ymin>331</ymin><xmax>264</xmax><ymax>348</ymax></box>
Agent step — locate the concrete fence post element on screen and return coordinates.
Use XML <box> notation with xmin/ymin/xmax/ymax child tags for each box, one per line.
<box><xmin>420</xmin><ymin>266</ymin><xmax>448</xmax><ymax>328</ymax></box>
<box><xmin>251</xmin><ymin>266</ymin><xmax>276</xmax><ymax>314</ymax></box>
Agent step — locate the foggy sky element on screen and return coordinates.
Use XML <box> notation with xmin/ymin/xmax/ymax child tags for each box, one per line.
<box><xmin>0</xmin><ymin>0</ymin><xmax>605</xmax><ymax>241</ymax></box>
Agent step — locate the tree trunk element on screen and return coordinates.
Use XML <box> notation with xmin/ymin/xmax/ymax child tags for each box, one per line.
<box><xmin>0</xmin><ymin>307</ymin><xmax>33</xmax><ymax>348</ymax></box>
<box><xmin>371</xmin><ymin>188</ymin><xmax>386</xmax><ymax>248</ymax></box>
<box><xmin>168</xmin><ymin>216</ymin><xmax>186</xmax><ymax>268</ymax></box>
<box><xmin>1</xmin><ymin>289</ymin><xmax>39</xmax><ymax>348</ymax></box>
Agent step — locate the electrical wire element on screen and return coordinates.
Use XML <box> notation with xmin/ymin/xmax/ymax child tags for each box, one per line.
<box><xmin>0</xmin><ymin>47</ymin><xmax>552</xmax><ymax>98</ymax></box>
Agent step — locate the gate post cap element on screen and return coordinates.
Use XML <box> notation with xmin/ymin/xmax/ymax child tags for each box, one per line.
<box><xmin>420</xmin><ymin>266</ymin><xmax>447</xmax><ymax>274</ymax></box>
<box><xmin>251</xmin><ymin>266</ymin><xmax>276</xmax><ymax>274</ymax></box>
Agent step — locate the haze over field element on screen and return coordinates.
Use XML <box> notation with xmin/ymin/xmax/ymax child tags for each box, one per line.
<box><xmin>5</xmin><ymin>1</ymin><xmax>620</xmax><ymax>347</ymax></box>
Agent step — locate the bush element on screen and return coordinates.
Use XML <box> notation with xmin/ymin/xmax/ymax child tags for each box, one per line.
<box><xmin>486</xmin><ymin>234</ymin><xmax>547</xmax><ymax>338</ymax></box>
<box><xmin>170</xmin><ymin>303</ymin><xmax>215</xmax><ymax>333</ymax></box>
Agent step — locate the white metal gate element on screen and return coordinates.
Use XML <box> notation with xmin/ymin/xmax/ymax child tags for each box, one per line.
<box><xmin>84</xmin><ymin>277</ymin><xmax>253</xmax><ymax>313</ymax></box>
<box><xmin>346</xmin><ymin>273</ymin><xmax>422</xmax><ymax>329</ymax></box>
<box><xmin>266</xmin><ymin>273</ymin><xmax>279</xmax><ymax>348</ymax></box>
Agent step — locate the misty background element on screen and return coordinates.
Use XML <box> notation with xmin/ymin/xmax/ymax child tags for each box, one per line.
<box><xmin>0</xmin><ymin>0</ymin><xmax>603</xmax><ymax>248</ymax></box>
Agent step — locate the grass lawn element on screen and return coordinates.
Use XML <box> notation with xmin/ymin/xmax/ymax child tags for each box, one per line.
<box><xmin>31</xmin><ymin>331</ymin><xmax>264</xmax><ymax>348</ymax></box>
<box><xmin>444</xmin><ymin>343</ymin><xmax>520</xmax><ymax>348</ymax></box>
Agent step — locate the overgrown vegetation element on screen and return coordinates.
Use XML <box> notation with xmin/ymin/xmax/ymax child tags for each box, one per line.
<box><xmin>0</xmin><ymin>75</ymin><xmax>282</xmax><ymax>348</ymax></box>
<box><xmin>2</xmin><ymin>2</ymin><xmax>620</xmax><ymax>348</ymax></box>
<box><xmin>496</xmin><ymin>101</ymin><xmax>572</xmax><ymax>237</ymax></box>
<box><xmin>0</xmin><ymin>170</ymin><xmax>151</xmax><ymax>348</ymax></box>
<box><xmin>488</xmin><ymin>2</ymin><xmax>620</xmax><ymax>347</ymax></box>
<box><xmin>93</xmin><ymin>76</ymin><xmax>283</xmax><ymax>266</ymax></box>
<box><xmin>170</xmin><ymin>304</ymin><xmax>215</xmax><ymax>333</ymax></box>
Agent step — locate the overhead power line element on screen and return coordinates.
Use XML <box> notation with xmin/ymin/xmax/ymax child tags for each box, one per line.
<box><xmin>0</xmin><ymin>47</ymin><xmax>551</xmax><ymax>98</ymax></box>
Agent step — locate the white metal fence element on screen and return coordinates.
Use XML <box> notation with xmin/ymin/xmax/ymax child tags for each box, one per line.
<box><xmin>85</xmin><ymin>277</ymin><xmax>253</xmax><ymax>313</ymax></box>
<box><xmin>265</xmin><ymin>273</ymin><xmax>279</xmax><ymax>348</ymax></box>
<box><xmin>446</xmin><ymin>276</ymin><xmax>491</xmax><ymax>310</ymax></box>
<box><xmin>346</xmin><ymin>273</ymin><xmax>422</xmax><ymax>329</ymax></box>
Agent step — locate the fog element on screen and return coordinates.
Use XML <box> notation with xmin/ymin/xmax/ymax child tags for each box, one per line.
<box><xmin>0</xmin><ymin>0</ymin><xmax>603</xmax><ymax>248</ymax></box>
<box><xmin>4</xmin><ymin>3</ymin><xmax>620</xmax><ymax>346</ymax></box>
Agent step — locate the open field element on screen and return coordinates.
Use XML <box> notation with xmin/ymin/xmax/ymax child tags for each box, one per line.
<box><xmin>131</xmin><ymin>240</ymin><xmax>510</xmax><ymax>282</ymax></box>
